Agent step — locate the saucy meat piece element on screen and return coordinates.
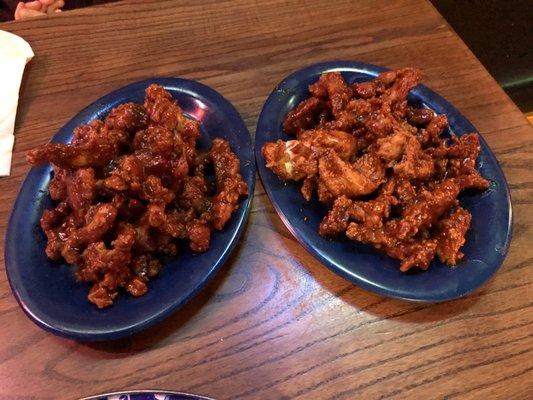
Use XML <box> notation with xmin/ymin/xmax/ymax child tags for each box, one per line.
<box><xmin>27</xmin><ymin>121</ymin><xmax>123</xmax><ymax>169</ymax></box>
<box><xmin>298</xmin><ymin>129</ymin><xmax>358</xmax><ymax>160</ymax></box>
<box><xmin>209</xmin><ymin>138</ymin><xmax>248</xmax><ymax>230</ymax></box>
<box><xmin>262</xmin><ymin>139</ymin><xmax>317</xmax><ymax>181</ymax></box>
<box><xmin>435</xmin><ymin>207</ymin><xmax>472</xmax><ymax>265</ymax></box>
<box><xmin>394</xmin><ymin>179</ymin><xmax>460</xmax><ymax>240</ymax></box>
<box><xmin>309</xmin><ymin>72</ymin><xmax>352</xmax><ymax>118</ymax></box>
<box><xmin>144</xmin><ymin>84</ymin><xmax>186</xmax><ymax>131</ymax></box>
<box><xmin>318</xmin><ymin>150</ymin><xmax>380</xmax><ymax>203</ymax></box>
<box><xmin>105</xmin><ymin>103</ymin><xmax>149</xmax><ymax>132</ymax></box>
<box><xmin>283</xmin><ymin>97</ymin><xmax>328</xmax><ymax>135</ymax></box>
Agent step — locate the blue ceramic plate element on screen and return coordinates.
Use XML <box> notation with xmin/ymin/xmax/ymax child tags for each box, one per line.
<box><xmin>82</xmin><ymin>390</ymin><xmax>214</xmax><ymax>400</ymax></box>
<box><xmin>6</xmin><ymin>78</ymin><xmax>255</xmax><ymax>340</ymax></box>
<box><xmin>255</xmin><ymin>61</ymin><xmax>512</xmax><ymax>302</ymax></box>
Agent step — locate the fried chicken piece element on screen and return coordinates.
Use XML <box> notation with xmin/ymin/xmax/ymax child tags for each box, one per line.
<box><xmin>181</xmin><ymin>118</ymin><xmax>201</xmax><ymax>147</ymax></box>
<box><xmin>262</xmin><ymin>139</ymin><xmax>317</xmax><ymax>181</ymax></box>
<box><xmin>300</xmin><ymin>177</ymin><xmax>316</xmax><ymax>201</ymax></box>
<box><xmin>186</xmin><ymin>219</ymin><xmax>211</xmax><ymax>252</ymax></box>
<box><xmin>133</xmin><ymin>125</ymin><xmax>175</xmax><ymax>157</ymax></box>
<box><xmin>210</xmin><ymin>138</ymin><xmax>248</xmax><ymax>230</ymax></box>
<box><xmin>103</xmin><ymin>155</ymin><xmax>145</xmax><ymax>192</ymax></box>
<box><xmin>298</xmin><ymin>129</ymin><xmax>358</xmax><ymax>160</ymax></box>
<box><xmin>126</xmin><ymin>277</ymin><xmax>148</xmax><ymax>297</ymax></box>
<box><xmin>435</xmin><ymin>207</ymin><xmax>472</xmax><ymax>265</ymax></box>
<box><xmin>105</xmin><ymin>103</ymin><xmax>149</xmax><ymax>132</ymax></box>
<box><xmin>394</xmin><ymin>178</ymin><xmax>460</xmax><ymax>240</ymax></box>
<box><xmin>352</xmin><ymin>153</ymin><xmax>386</xmax><ymax>185</ymax></box>
<box><xmin>48</xmin><ymin>165</ymin><xmax>68</xmax><ymax>201</ymax></box>
<box><xmin>82</xmin><ymin>224</ymin><xmax>136</xmax><ymax>308</ymax></box>
<box><xmin>373</xmin><ymin>130</ymin><xmax>410</xmax><ymax>162</ymax></box>
<box><xmin>319</xmin><ymin>192</ymin><xmax>397</xmax><ymax>237</ymax></box>
<box><xmin>41</xmin><ymin>205</ymin><xmax>76</xmax><ymax>261</ymax></box>
<box><xmin>309</xmin><ymin>72</ymin><xmax>352</xmax><ymax>118</ymax></box>
<box><xmin>352</xmin><ymin>81</ymin><xmax>376</xmax><ymax>99</ymax></box>
<box><xmin>406</xmin><ymin>107</ymin><xmax>435</xmax><ymax>126</ymax></box>
<box><xmin>66</xmin><ymin>168</ymin><xmax>96</xmax><ymax>224</ymax></box>
<box><xmin>381</xmin><ymin>68</ymin><xmax>422</xmax><ymax>115</ymax></box>
<box><xmin>132</xmin><ymin>254</ymin><xmax>161</xmax><ymax>281</ymax></box>
<box><xmin>418</xmin><ymin>114</ymin><xmax>448</xmax><ymax>147</ymax></box>
<box><xmin>392</xmin><ymin>178</ymin><xmax>417</xmax><ymax>204</ymax></box>
<box><xmin>27</xmin><ymin>120</ymin><xmax>121</xmax><ymax>169</ymax></box>
<box><xmin>177</xmin><ymin>174</ymin><xmax>212</xmax><ymax>215</ymax></box>
<box><xmin>317</xmin><ymin>150</ymin><xmax>381</xmax><ymax>203</ymax></box>
<box><xmin>384</xmin><ymin>239</ymin><xmax>438</xmax><ymax>271</ymax></box>
<box><xmin>345</xmin><ymin>222</ymin><xmax>397</xmax><ymax>249</ymax></box>
<box><xmin>446</xmin><ymin>134</ymin><xmax>484</xmax><ymax>176</ymax></box>
<box><xmin>393</xmin><ymin>136</ymin><xmax>434</xmax><ymax>181</ymax></box>
<box><xmin>144</xmin><ymin>84</ymin><xmax>186</xmax><ymax>131</ymax></box>
<box><xmin>455</xmin><ymin>172</ymin><xmax>490</xmax><ymax>191</ymax></box>
<box><xmin>61</xmin><ymin>203</ymin><xmax>118</xmax><ymax>264</ymax></box>
<box><xmin>140</xmin><ymin>175</ymin><xmax>175</xmax><ymax>204</ymax></box>
<box><xmin>325</xmin><ymin>98</ymin><xmax>373</xmax><ymax>132</ymax></box>
<box><xmin>283</xmin><ymin>97</ymin><xmax>329</xmax><ymax>135</ymax></box>
<box><xmin>26</xmin><ymin>140</ymin><xmax>118</xmax><ymax>169</ymax></box>
<box><xmin>431</xmin><ymin>133</ymin><xmax>490</xmax><ymax>190</ymax></box>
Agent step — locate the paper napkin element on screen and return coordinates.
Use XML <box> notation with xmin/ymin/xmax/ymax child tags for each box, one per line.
<box><xmin>0</xmin><ymin>30</ymin><xmax>34</xmax><ymax>176</ymax></box>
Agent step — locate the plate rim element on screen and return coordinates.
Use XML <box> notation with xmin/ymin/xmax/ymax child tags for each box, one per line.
<box><xmin>5</xmin><ymin>77</ymin><xmax>256</xmax><ymax>340</ymax></box>
<box><xmin>80</xmin><ymin>389</ymin><xmax>215</xmax><ymax>400</ymax></box>
<box><xmin>254</xmin><ymin>60</ymin><xmax>513</xmax><ymax>302</ymax></box>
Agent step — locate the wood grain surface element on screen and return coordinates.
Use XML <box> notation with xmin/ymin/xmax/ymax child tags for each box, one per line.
<box><xmin>1</xmin><ymin>1</ymin><xmax>532</xmax><ymax>399</ymax></box>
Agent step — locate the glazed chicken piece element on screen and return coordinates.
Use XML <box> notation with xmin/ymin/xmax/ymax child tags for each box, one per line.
<box><xmin>393</xmin><ymin>178</ymin><xmax>460</xmax><ymax>240</ymax></box>
<box><xmin>210</xmin><ymin>138</ymin><xmax>248</xmax><ymax>230</ymax></box>
<box><xmin>144</xmin><ymin>84</ymin><xmax>187</xmax><ymax>131</ymax></box>
<box><xmin>48</xmin><ymin>165</ymin><xmax>68</xmax><ymax>201</ymax></box>
<box><xmin>26</xmin><ymin>126</ymin><xmax>119</xmax><ymax>169</ymax></box>
<box><xmin>61</xmin><ymin>203</ymin><xmax>118</xmax><ymax>264</ymax></box>
<box><xmin>382</xmin><ymin>68</ymin><xmax>422</xmax><ymax>114</ymax></box>
<box><xmin>283</xmin><ymin>97</ymin><xmax>329</xmax><ymax>135</ymax></box>
<box><xmin>105</xmin><ymin>103</ymin><xmax>149</xmax><ymax>132</ymax></box>
<box><xmin>317</xmin><ymin>150</ymin><xmax>382</xmax><ymax>203</ymax></box>
<box><xmin>297</xmin><ymin>129</ymin><xmax>358</xmax><ymax>160</ymax></box>
<box><xmin>309</xmin><ymin>71</ymin><xmax>353</xmax><ymax>118</ymax></box>
<box><xmin>435</xmin><ymin>207</ymin><xmax>472</xmax><ymax>265</ymax></box>
<box><xmin>392</xmin><ymin>136</ymin><xmax>435</xmax><ymax>181</ymax></box>
<box><xmin>262</xmin><ymin>139</ymin><xmax>318</xmax><ymax>181</ymax></box>
<box><xmin>65</xmin><ymin>168</ymin><xmax>96</xmax><ymax>224</ymax></box>
<box><xmin>319</xmin><ymin>191</ymin><xmax>397</xmax><ymax>237</ymax></box>
<box><xmin>384</xmin><ymin>239</ymin><xmax>438</xmax><ymax>272</ymax></box>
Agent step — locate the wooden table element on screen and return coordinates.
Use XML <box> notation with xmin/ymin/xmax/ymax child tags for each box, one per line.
<box><xmin>1</xmin><ymin>1</ymin><xmax>532</xmax><ymax>399</ymax></box>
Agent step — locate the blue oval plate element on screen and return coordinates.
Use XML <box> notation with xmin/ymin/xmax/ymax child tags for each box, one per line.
<box><xmin>255</xmin><ymin>61</ymin><xmax>512</xmax><ymax>302</ymax></box>
<box><xmin>82</xmin><ymin>390</ymin><xmax>214</xmax><ymax>400</ymax></box>
<box><xmin>6</xmin><ymin>78</ymin><xmax>255</xmax><ymax>341</ymax></box>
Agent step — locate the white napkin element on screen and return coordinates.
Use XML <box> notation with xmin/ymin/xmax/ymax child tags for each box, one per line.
<box><xmin>0</xmin><ymin>30</ymin><xmax>34</xmax><ymax>176</ymax></box>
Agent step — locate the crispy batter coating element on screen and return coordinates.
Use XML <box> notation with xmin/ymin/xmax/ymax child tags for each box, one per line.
<box><xmin>262</xmin><ymin>68</ymin><xmax>488</xmax><ymax>271</ymax></box>
<box><xmin>435</xmin><ymin>207</ymin><xmax>472</xmax><ymax>265</ymax></box>
<box><xmin>28</xmin><ymin>84</ymin><xmax>247</xmax><ymax>308</ymax></box>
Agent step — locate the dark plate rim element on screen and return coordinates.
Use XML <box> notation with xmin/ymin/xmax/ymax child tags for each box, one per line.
<box><xmin>5</xmin><ymin>77</ymin><xmax>255</xmax><ymax>340</ymax></box>
<box><xmin>80</xmin><ymin>389</ymin><xmax>215</xmax><ymax>400</ymax></box>
<box><xmin>254</xmin><ymin>60</ymin><xmax>513</xmax><ymax>302</ymax></box>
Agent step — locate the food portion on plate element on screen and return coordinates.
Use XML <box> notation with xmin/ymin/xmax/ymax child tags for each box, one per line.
<box><xmin>27</xmin><ymin>84</ymin><xmax>248</xmax><ymax>308</ymax></box>
<box><xmin>262</xmin><ymin>68</ymin><xmax>489</xmax><ymax>272</ymax></box>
